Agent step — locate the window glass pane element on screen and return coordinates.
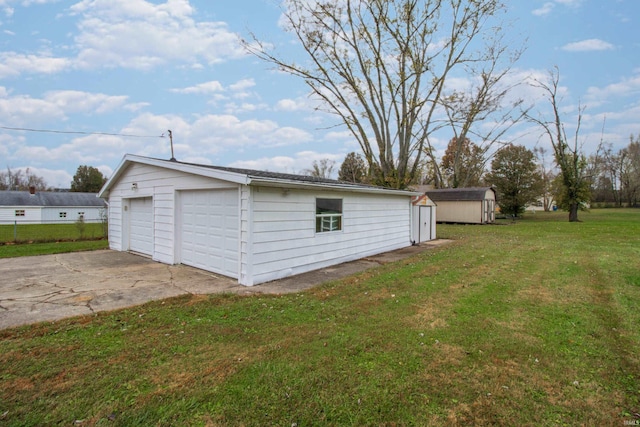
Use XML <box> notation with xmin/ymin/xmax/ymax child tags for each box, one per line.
<box><xmin>316</xmin><ymin>198</ymin><xmax>342</xmax><ymax>232</ymax></box>
<box><xmin>316</xmin><ymin>198</ymin><xmax>342</xmax><ymax>214</ymax></box>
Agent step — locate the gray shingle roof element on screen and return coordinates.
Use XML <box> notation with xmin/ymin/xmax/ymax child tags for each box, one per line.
<box><xmin>174</xmin><ymin>159</ymin><xmax>389</xmax><ymax>190</ymax></box>
<box><xmin>0</xmin><ymin>191</ymin><xmax>107</xmax><ymax>207</ymax></box>
<box><xmin>424</xmin><ymin>187</ymin><xmax>495</xmax><ymax>202</ymax></box>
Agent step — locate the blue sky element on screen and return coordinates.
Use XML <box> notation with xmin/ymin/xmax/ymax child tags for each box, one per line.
<box><xmin>0</xmin><ymin>0</ymin><xmax>638</xmax><ymax>188</ymax></box>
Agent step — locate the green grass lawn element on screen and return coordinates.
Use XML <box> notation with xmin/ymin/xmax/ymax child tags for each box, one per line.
<box><xmin>0</xmin><ymin>222</ymin><xmax>107</xmax><ymax>244</ymax></box>
<box><xmin>1</xmin><ymin>209</ymin><xmax>638</xmax><ymax>426</ymax></box>
<box><xmin>0</xmin><ymin>222</ymin><xmax>109</xmax><ymax>258</ymax></box>
<box><xmin>0</xmin><ymin>239</ymin><xmax>109</xmax><ymax>258</ymax></box>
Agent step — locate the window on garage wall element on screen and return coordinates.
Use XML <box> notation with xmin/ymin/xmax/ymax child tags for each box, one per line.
<box><xmin>316</xmin><ymin>198</ymin><xmax>342</xmax><ymax>232</ymax></box>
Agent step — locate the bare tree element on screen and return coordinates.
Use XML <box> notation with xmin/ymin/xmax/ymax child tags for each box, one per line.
<box><xmin>246</xmin><ymin>0</ymin><xmax>521</xmax><ymax>188</ymax></box>
<box><xmin>527</xmin><ymin>68</ymin><xmax>591</xmax><ymax>222</ymax></box>
<box><xmin>428</xmin><ymin>43</ymin><xmax>527</xmax><ymax>187</ymax></box>
<box><xmin>0</xmin><ymin>167</ymin><xmax>49</xmax><ymax>191</ymax></box>
<box><xmin>304</xmin><ymin>159</ymin><xmax>336</xmax><ymax>178</ymax></box>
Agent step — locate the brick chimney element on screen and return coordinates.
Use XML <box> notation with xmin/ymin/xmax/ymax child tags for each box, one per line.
<box><xmin>29</xmin><ymin>186</ymin><xmax>36</xmax><ymax>195</ymax></box>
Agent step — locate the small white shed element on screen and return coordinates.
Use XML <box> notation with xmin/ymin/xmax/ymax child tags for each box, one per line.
<box><xmin>425</xmin><ymin>187</ymin><xmax>497</xmax><ymax>224</ymax></box>
<box><xmin>411</xmin><ymin>194</ymin><xmax>437</xmax><ymax>243</ymax></box>
<box><xmin>0</xmin><ymin>190</ymin><xmax>107</xmax><ymax>224</ymax></box>
<box><xmin>98</xmin><ymin>154</ymin><xmax>428</xmax><ymax>286</ymax></box>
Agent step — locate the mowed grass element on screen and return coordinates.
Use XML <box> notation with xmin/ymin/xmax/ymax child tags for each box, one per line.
<box><xmin>0</xmin><ymin>222</ymin><xmax>107</xmax><ymax>244</ymax></box>
<box><xmin>0</xmin><ymin>209</ymin><xmax>638</xmax><ymax>426</ymax></box>
<box><xmin>0</xmin><ymin>239</ymin><xmax>109</xmax><ymax>258</ymax></box>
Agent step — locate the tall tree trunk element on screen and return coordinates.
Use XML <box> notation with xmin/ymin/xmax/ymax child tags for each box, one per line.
<box><xmin>568</xmin><ymin>203</ymin><xmax>579</xmax><ymax>222</ymax></box>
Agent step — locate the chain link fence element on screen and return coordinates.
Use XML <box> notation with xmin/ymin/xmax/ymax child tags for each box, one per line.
<box><xmin>0</xmin><ymin>218</ymin><xmax>108</xmax><ymax>244</ymax></box>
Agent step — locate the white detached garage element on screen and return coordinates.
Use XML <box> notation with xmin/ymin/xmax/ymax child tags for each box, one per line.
<box><xmin>98</xmin><ymin>154</ymin><xmax>427</xmax><ymax>286</ymax></box>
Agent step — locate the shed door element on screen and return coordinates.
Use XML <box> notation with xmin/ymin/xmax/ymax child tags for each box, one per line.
<box><xmin>129</xmin><ymin>197</ymin><xmax>153</xmax><ymax>255</ymax></box>
<box><xmin>484</xmin><ymin>200</ymin><xmax>495</xmax><ymax>223</ymax></box>
<box><xmin>419</xmin><ymin>206</ymin><xmax>432</xmax><ymax>242</ymax></box>
<box><xmin>180</xmin><ymin>189</ymin><xmax>238</xmax><ymax>278</ymax></box>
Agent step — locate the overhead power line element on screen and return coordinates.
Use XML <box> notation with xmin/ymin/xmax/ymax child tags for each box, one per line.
<box><xmin>0</xmin><ymin>125</ymin><xmax>165</xmax><ymax>139</ymax></box>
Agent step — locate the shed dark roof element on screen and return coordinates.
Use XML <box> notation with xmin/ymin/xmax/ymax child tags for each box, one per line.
<box><xmin>0</xmin><ymin>191</ymin><xmax>106</xmax><ymax>207</ymax></box>
<box><xmin>424</xmin><ymin>187</ymin><xmax>496</xmax><ymax>202</ymax></box>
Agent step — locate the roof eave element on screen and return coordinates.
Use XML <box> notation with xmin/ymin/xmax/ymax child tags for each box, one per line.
<box><xmin>248</xmin><ymin>176</ymin><xmax>419</xmax><ymax>196</ymax></box>
<box><xmin>97</xmin><ymin>154</ymin><xmax>419</xmax><ymax>198</ymax></box>
<box><xmin>98</xmin><ymin>154</ymin><xmax>251</xmax><ymax>198</ymax></box>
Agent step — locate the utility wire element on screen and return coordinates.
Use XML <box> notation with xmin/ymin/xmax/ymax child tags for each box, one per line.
<box><xmin>0</xmin><ymin>125</ymin><xmax>165</xmax><ymax>139</ymax></box>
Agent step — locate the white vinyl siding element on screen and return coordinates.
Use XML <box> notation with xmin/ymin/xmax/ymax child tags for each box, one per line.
<box><xmin>248</xmin><ymin>187</ymin><xmax>410</xmax><ymax>285</ymax></box>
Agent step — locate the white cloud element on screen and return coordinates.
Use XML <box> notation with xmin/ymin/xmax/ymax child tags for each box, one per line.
<box><xmin>586</xmin><ymin>72</ymin><xmax>640</xmax><ymax>102</ymax></box>
<box><xmin>229</xmin><ymin>78</ymin><xmax>256</xmax><ymax>92</ymax></box>
<box><xmin>532</xmin><ymin>2</ymin><xmax>554</xmax><ymax>16</ymax></box>
<box><xmin>43</xmin><ymin>90</ymin><xmax>129</xmax><ymax>114</ymax></box>
<box><xmin>70</xmin><ymin>0</ymin><xmax>245</xmax><ymax>70</ymax></box>
<box><xmin>223</xmin><ymin>102</ymin><xmax>268</xmax><ymax>114</ymax></box>
<box><xmin>561</xmin><ymin>39</ymin><xmax>614</xmax><ymax>52</ymax></box>
<box><xmin>228</xmin><ymin>150</ymin><xmax>342</xmax><ymax>176</ymax></box>
<box><xmin>171</xmin><ymin>80</ymin><xmax>224</xmax><ymax>95</ymax></box>
<box><xmin>102</xmin><ymin>112</ymin><xmax>314</xmax><ymax>161</ymax></box>
<box><xmin>172</xmin><ymin>79</ymin><xmax>256</xmax><ymax>101</ymax></box>
<box><xmin>0</xmin><ymin>92</ymin><xmax>66</xmax><ymax>125</ymax></box>
<box><xmin>555</xmin><ymin>0</ymin><xmax>583</xmax><ymax>6</ymax></box>
<box><xmin>532</xmin><ymin>0</ymin><xmax>583</xmax><ymax>16</ymax></box>
<box><xmin>0</xmin><ymin>52</ymin><xmax>70</xmax><ymax>78</ymax></box>
<box><xmin>274</xmin><ymin>97</ymin><xmax>314</xmax><ymax>112</ymax></box>
<box><xmin>0</xmin><ymin>89</ymin><xmax>133</xmax><ymax>125</ymax></box>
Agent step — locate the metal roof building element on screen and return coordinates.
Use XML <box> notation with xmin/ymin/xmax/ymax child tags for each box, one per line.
<box><xmin>0</xmin><ymin>190</ymin><xmax>106</xmax><ymax>223</ymax></box>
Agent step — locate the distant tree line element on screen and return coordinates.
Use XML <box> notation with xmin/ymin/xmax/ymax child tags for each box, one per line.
<box><xmin>320</xmin><ymin>131</ymin><xmax>640</xmax><ymax>219</ymax></box>
<box><xmin>0</xmin><ymin>167</ymin><xmax>50</xmax><ymax>191</ymax></box>
<box><xmin>0</xmin><ymin>165</ymin><xmax>107</xmax><ymax>193</ymax></box>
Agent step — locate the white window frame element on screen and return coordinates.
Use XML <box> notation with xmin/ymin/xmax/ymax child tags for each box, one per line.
<box><xmin>15</xmin><ymin>209</ymin><xmax>25</xmax><ymax>217</ymax></box>
<box><xmin>316</xmin><ymin>198</ymin><xmax>343</xmax><ymax>233</ymax></box>
<box><xmin>59</xmin><ymin>212</ymin><xmax>67</xmax><ymax>218</ymax></box>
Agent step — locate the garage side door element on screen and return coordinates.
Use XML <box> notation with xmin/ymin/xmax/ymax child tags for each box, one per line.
<box><xmin>180</xmin><ymin>189</ymin><xmax>239</xmax><ymax>278</ymax></box>
<box><xmin>129</xmin><ymin>197</ymin><xmax>153</xmax><ymax>255</ymax></box>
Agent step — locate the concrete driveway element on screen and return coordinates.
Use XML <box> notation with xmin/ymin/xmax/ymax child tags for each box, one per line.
<box><xmin>0</xmin><ymin>242</ymin><xmax>449</xmax><ymax>330</ymax></box>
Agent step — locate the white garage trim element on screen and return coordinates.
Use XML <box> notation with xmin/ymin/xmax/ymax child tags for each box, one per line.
<box><xmin>178</xmin><ymin>189</ymin><xmax>239</xmax><ymax>278</ymax></box>
<box><xmin>128</xmin><ymin>197</ymin><xmax>153</xmax><ymax>256</ymax></box>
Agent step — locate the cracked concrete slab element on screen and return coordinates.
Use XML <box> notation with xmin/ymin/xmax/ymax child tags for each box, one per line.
<box><xmin>0</xmin><ymin>241</ymin><xmax>451</xmax><ymax>330</ymax></box>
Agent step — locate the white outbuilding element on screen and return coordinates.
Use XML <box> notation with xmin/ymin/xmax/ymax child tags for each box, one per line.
<box><xmin>0</xmin><ymin>189</ymin><xmax>107</xmax><ymax>224</ymax></box>
<box><xmin>98</xmin><ymin>154</ymin><xmax>433</xmax><ymax>286</ymax></box>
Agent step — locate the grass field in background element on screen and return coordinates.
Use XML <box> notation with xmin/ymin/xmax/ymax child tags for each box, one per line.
<box><xmin>0</xmin><ymin>222</ymin><xmax>107</xmax><ymax>244</ymax></box>
<box><xmin>0</xmin><ymin>209</ymin><xmax>638</xmax><ymax>426</ymax></box>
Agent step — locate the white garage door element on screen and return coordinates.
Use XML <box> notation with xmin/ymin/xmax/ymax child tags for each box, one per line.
<box><xmin>180</xmin><ymin>189</ymin><xmax>239</xmax><ymax>278</ymax></box>
<box><xmin>129</xmin><ymin>197</ymin><xmax>153</xmax><ymax>255</ymax></box>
